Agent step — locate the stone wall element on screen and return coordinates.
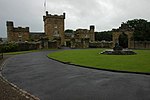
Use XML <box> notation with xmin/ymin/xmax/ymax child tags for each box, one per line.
<box><xmin>134</xmin><ymin>41</ymin><xmax>150</xmax><ymax>49</ymax></box>
<box><xmin>89</xmin><ymin>41</ymin><xmax>113</xmax><ymax>48</ymax></box>
<box><xmin>17</xmin><ymin>42</ymin><xmax>40</xmax><ymax>51</ymax></box>
<box><xmin>71</xmin><ymin>38</ymin><xmax>89</xmax><ymax>48</ymax></box>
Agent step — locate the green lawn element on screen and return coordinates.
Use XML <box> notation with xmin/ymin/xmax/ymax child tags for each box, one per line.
<box><xmin>48</xmin><ymin>49</ymin><xmax>150</xmax><ymax>73</ymax></box>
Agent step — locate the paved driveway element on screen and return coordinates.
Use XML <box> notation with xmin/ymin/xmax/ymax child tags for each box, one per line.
<box><xmin>2</xmin><ymin>50</ymin><xmax>150</xmax><ymax>100</ymax></box>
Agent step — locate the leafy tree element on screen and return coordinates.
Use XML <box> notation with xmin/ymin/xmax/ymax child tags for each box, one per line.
<box><xmin>95</xmin><ymin>31</ymin><xmax>112</xmax><ymax>41</ymax></box>
<box><xmin>65</xmin><ymin>29</ymin><xmax>74</xmax><ymax>34</ymax></box>
<box><xmin>0</xmin><ymin>43</ymin><xmax>19</xmax><ymax>53</ymax></box>
<box><xmin>125</xmin><ymin>19</ymin><xmax>150</xmax><ymax>41</ymax></box>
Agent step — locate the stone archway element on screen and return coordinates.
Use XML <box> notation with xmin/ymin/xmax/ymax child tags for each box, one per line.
<box><xmin>113</xmin><ymin>30</ymin><xmax>134</xmax><ymax>48</ymax></box>
<box><xmin>112</xmin><ymin>23</ymin><xmax>134</xmax><ymax>48</ymax></box>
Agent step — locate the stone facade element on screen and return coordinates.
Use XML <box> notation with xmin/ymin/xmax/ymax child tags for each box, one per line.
<box><xmin>70</xmin><ymin>26</ymin><xmax>95</xmax><ymax>48</ymax></box>
<box><xmin>6</xmin><ymin>21</ymin><xmax>29</xmax><ymax>42</ymax></box>
<box><xmin>29</xmin><ymin>32</ymin><xmax>45</xmax><ymax>42</ymax></box>
<box><xmin>89</xmin><ymin>41</ymin><xmax>113</xmax><ymax>48</ymax></box>
<box><xmin>6</xmin><ymin>11</ymin><xmax>65</xmax><ymax>48</ymax></box>
<box><xmin>134</xmin><ymin>41</ymin><xmax>150</xmax><ymax>49</ymax></box>
<box><xmin>6</xmin><ymin>11</ymin><xmax>97</xmax><ymax>49</ymax></box>
<box><xmin>43</xmin><ymin>11</ymin><xmax>65</xmax><ymax>46</ymax></box>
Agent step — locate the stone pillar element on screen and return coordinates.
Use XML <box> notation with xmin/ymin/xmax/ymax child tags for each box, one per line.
<box><xmin>112</xmin><ymin>32</ymin><xmax>120</xmax><ymax>48</ymax></box>
<box><xmin>6</xmin><ymin>21</ymin><xmax>14</xmax><ymax>42</ymax></box>
<box><xmin>127</xmin><ymin>32</ymin><xmax>134</xmax><ymax>48</ymax></box>
<box><xmin>89</xmin><ymin>25</ymin><xmax>95</xmax><ymax>42</ymax></box>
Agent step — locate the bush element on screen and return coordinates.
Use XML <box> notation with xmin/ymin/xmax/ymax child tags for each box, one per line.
<box><xmin>0</xmin><ymin>43</ymin><xmax>19</xmax><ymax>53</ymax></box>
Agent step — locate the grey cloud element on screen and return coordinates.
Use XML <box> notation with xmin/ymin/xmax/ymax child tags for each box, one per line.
<box><xmin>0</xmin><ymin>0</ymin><xmax>150</xmax><ymax>37</ymax></box>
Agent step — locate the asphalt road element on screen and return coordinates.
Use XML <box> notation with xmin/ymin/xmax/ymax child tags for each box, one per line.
<box><xmin>2</xmin><ymin>50</ymin><xmax>150</xmax><ymax>100</ymax></box>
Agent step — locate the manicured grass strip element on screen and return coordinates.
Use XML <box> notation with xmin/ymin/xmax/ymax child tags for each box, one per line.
<box><xmin>48</xmin><ymin>49</ymin><xmax>150</xmax><ymax>73</ymax></box>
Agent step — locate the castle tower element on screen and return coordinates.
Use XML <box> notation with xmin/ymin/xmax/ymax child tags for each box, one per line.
<box><xmin>6</xmin><ymin>21</ymin><xmax>14</xmax><ymax>42</ymax></box>
<box><xmin>6</xmin><ymin>21</ymin><xmax>29</xmax><ymax>42</ymax></box>
<box><xmin>89</xmin><ymin>25</ymin><xmax>95</xmax><ymax>42</ymax></box>
<box><xmin>43</xmin><ymin>11</ymin><xmax>65</xmax><ymax>45</ymax></box>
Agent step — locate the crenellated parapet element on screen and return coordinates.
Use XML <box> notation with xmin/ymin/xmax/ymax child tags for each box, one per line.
<box><xmin>13</xmin><ymin>27</ymin><xmax>29</xmax><ymax>32</ymax></box>
<box><xmin>43</xmin><ymin>11</ymin><xmax>65</xmax><ymax>22</ymax></box>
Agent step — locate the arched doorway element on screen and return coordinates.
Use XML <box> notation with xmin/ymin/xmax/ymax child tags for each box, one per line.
<box><xmin>119</xmin><ymin>32</ymin><xmax>128</xmax><ymax>48</ymax></box>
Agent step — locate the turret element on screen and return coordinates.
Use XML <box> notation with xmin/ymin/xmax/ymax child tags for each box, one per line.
<box><xmin>89</xmin><ymin>25</ymin><xmax>95</xmax><ymax>42</ymax></box>
<box><xmin>6</xmin><ymin>21</ymin><xmax>14</xmax><ymax>42</ymax></box>
<box><xmin>90</xmin><ymin>25</ymin><xmax>95</xmax><ymax>32</ymax></box>
<box><xmin>6</xmin><ymin>21</ymin><xmax>14</xmax><ymax>31</ymax></box>
<box><xmin>63</xmin><ymin>13</ymin><xmax>66</xmax><ymax>19</ymax></box>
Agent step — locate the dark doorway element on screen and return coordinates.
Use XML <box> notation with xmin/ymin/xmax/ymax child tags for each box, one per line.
<box><xmin>119</xmin><ymin>32</ymin><xmax>128</xmax><ymax>48</ymax></box>
<box><xmin>66</xmin><ymin>41</ymin><xmax>71</xmax><ymax>47</ymax></box>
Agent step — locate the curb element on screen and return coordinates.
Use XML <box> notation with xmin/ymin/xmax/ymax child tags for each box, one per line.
<box><xmin>0</xmin><ymin>57</ymin><xmax>40</xmax><ymax>100</ymax></box>
<box><xmin>0</xmin><ymin>76</ymin><xmax>40</xmax><ymax>100</ymax></box>
<box><xmin>48</xmin><ymin>56</ymin><xmax>150</xmax><ymax>76</ymax></box>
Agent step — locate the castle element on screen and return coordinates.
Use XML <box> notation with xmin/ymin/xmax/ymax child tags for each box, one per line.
<box><xmin>6</xmin><ymin>11</ymin><xmax>95</xmax><ymax>48</ymax></box>
<box><xmin>6</xmin><ymin>11</ymin><xmax>150</xmax><ymax>49</ymax></box>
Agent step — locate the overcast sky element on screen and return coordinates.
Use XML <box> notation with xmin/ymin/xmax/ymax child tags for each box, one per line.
<box><xmin>0</xmin><ymin>0</ymin><xmax>150</xmax><ymax>38</ymax></box>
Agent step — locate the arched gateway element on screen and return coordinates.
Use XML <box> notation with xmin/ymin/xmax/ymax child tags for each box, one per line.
<box><xmin>112</xmin><ymin>23</ymin><xmax>134</xmax><ymax>48</ymax></box>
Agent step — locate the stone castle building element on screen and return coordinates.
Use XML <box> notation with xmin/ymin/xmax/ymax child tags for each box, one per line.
<box><xmin>43</xmin><ymin>11</ymin><xmax>65</xmax><ymax>45</ymax></box>
<box><xmin>5</xmin><ymin>11</ymin><xmax>150</xmax><ymax>49</ymax></box>
<box><xmin>6</xmin><ymin>11</ymin><xmax>95</xmax><ymax>48</ymax></box>
<box><xmin>6</xmin><ymin>11</ymin><xmax>65</xmax><ymax>48</ymax></box>
<box><xmin>6</xmin><ymin>21</ymin><xmax>30</xmax><ymax>42</ymax></box>
<box><xmin>70</xmin><ymin>26</ymin><xmax>95</xmax><ymax>48</ymax></box>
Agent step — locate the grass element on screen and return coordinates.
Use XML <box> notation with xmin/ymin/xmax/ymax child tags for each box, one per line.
<box><xmin>48</xmin><ymin>49</ymin><xmax>150</xmax><ymax>73</ymax></box>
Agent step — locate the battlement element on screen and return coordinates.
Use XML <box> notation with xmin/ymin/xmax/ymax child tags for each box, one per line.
<box><xmin>6</xmin><ymin>21</ymin><xmax>29</xmax><ymax>32</ymax></box>
<box><xmin>13</xmin><ymin>27</ymin><xmax>29</xmax><ymax>32</ymax></box>
<box><xmin>6</xmin><ymin>21</ymin><xmax>14</xmax><ymax>26</ymax></box>
<box><xmin>43</xmin><ymin>11</ymin><xmax>65</xmax><ymax>21</ymax></box>
<box><xmin>90</xmin><ymin>25</ymin><xmax>95</xmax><ymax>31</ymax></box>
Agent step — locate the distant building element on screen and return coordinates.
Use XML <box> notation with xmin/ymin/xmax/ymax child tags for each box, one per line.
<box><xmin>6</xmin><ymin>21</ymin><xmax>29</xmax><ymax>42</ymax></box>
<box><xmin>6</xmin><ymin>11</ymin><xmax>96</xmax><ymax>48</ymax></box>
<box><xmin>67</xmin><ymin>26</ymin><xmax>95</xmax><ymax>48</ymax></box>
<box><xmin>6</xmin><ymin>11</ymin><xmax>65</xmax><ymax>48</ymax></box>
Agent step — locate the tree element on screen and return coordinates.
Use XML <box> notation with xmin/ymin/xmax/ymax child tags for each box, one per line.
<box><xmin>95</xmin><ymin>31</ymin><xmax>112</xmax><ymax>41</ymax></box>
<box><xmin>125</xmin><ymin>19</ymin><xmax>150</xmax><ymax>41</ymax></box>
<box><xmin>65</xmin><ymin>29</ymin><xmax>74</xmax><ymax>34</ymax></box>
